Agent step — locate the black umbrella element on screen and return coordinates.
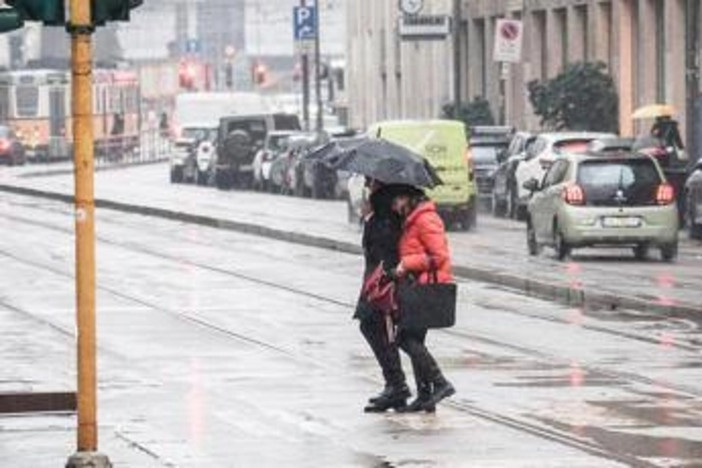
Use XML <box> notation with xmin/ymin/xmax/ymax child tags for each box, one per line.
<box><xmin>305</xmin><ymin>136</ymin><xmax>367</xmax><ymax>161</ymax></box>
<box><xmin>324</xmin><ymin>138</ymin><xmax>442</xmax><ymax>188</ymax></box>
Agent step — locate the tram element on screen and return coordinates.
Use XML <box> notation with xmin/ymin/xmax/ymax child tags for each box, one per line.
<box><xmin>0</xmin><ymin>68</ymin><xmax>140</xmax><ymax>161</ymax></box>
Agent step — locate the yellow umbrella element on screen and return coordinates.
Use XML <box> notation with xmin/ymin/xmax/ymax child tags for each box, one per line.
<box><xmin>632</xmin><ymin>104</ymin><xmax>676</xmax><ymax>120</ymax></box>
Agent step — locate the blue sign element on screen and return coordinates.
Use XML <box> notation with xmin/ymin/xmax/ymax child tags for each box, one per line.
<box><xmin>293</xmin><ymin>6</ymin><xmax>318</xmax><ymax>41</ymax></box>
<box><xmin>184</xmin><ymin>39</ymin><xmax>201</xmax><ymax>54</ymax></box>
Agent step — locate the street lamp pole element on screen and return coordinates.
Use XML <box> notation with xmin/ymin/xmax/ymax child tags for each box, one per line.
<box><xmin>453</xmin><ymin>0</ymin><xmax>462</xmax><ymax>119</ymax></box>
<box><xmin>314</xmin><ymin>0</ymin><xmax>323</xmax><ymax>133</ymax></box>
<box><xmin>300</xmin><ymin>0</ymin><xmax>311</xmax><ymax>131</ymax></box>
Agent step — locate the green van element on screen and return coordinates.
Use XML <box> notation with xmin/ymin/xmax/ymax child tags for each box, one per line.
<box><xmin>369</xmin><ymin>119</ymin><xmax>478</xmax><ymax>230</ymax></box>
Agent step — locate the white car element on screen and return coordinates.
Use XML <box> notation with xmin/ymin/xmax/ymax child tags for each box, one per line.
<box><xmin>514</xmin><ymin>132</ymin><xmax>616</xmax><ymax>216</ymax></box>
<box><xmin>253</xmin><ymin>131</ymin><xmax>293</xmax><ymax>191</ymax></box>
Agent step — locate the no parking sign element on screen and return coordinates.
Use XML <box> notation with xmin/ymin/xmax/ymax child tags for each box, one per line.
<box><xmin>493</xmin><ymin>19</ymin><xmax>523</xmax><ymax>63</ymax></box>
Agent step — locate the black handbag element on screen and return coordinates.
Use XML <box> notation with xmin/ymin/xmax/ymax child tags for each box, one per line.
<box><xmin>396</xmin><ymin>271</ymin><xmax>457</xmax><ymax>330</ymax></box>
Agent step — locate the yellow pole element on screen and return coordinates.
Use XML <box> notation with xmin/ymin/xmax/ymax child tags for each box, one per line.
<box><xmin>70</xmin><ymin>0</ymin><xmax>97</xmax><ymax>452</ymax></box>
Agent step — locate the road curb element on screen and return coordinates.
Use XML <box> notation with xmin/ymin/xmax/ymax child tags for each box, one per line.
<box><xmin>18</xmin><ymin>157</ymin><xmax>168</xmax><ymax>179</ymax></box>
<box><xmin>1</xmin><ymin>183</ymin><xmax>700</xmax><ymax>318</ymax></box>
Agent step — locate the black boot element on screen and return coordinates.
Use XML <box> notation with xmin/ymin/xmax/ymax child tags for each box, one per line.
<box><xmin>428</xmin><ymin>376</ymin><xmax>455</xmax><ymax>406</ymax></box>
<box><xmin>368</xmin><ymin>385</ymin><xmax>393</xmax><ymax>404</ymax></box>
<box><xmin>364</xmin><ymin>384</ymin><xmax>410</xmax><ymax>413</ymax></box>
<box><xmin>397</xmin><ymin>382</ymin><xmax>435</xmax><ymax>413</ymax></box>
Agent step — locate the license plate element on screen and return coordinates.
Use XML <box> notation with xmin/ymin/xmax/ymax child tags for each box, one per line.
<box><xmin>602</xmin><ymin>216</ymin><xmax>641</xmax><ymax>228</ymax></box>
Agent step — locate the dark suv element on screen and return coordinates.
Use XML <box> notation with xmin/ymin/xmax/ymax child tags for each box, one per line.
<box><xmin>214</xmin><ymin>113</ymin><xmax>301</xmax><ymax>190</ymax></box>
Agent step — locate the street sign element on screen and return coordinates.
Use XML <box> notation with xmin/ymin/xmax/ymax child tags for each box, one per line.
<box><xmin>398</xmin><ymin>14</ymin><xmax>451</xmax><ymax>41</ymax></box>
<box><xmin>493</xmin><ymin>19</ymin><xmax>523</xmax><ymax>63</ymax></box>
<box><xmin>293</xmin><ymin>5</ymin><xmax>318</xmax><ymax>41</ymax></box>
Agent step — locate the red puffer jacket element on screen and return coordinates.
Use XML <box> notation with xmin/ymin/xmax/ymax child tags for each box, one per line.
<box><xmin>398</xmin><ymin>201</ymin><xmax>453</xmax><ymax>284</ymax></box>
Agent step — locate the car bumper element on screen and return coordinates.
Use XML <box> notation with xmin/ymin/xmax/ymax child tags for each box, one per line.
<box><xmin>560</xmin><ymin>205</ymin><xmax>679</xmax><ymax>247</ymax></box>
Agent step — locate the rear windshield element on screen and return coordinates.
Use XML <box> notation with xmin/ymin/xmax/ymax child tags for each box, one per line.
<box><xmin>182</xmin><ymin>127</ymin><xmax>216</xmax><ymax>141</ymax></box>
<box><xmin>273</xmin><ymin>114</ymin><xmax>301</xmax><ymax>131</ymax></box>
<box><xmin>471</xmin><ymin>146</ymin><xmax>502</xmax><ymax>165</ymax></box>
<box><xmin>577</xmin><ymin>159</ymin><xmax>663</xmax><ymax>206</ymax></box>
<box><xmin>268</xmin><ymin>135</ymin><xmax>289</xmax><ymax>151</ymax></box>
<box><xmin>555</xmin><ymin>139</ymin><xmax>594</xmax><ymax>154</ymax></box>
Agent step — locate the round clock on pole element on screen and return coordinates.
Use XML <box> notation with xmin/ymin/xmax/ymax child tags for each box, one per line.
<box><xmin>399</xmin><ymin>0</ymin><xmax>424</xmax><ymax>15</ymax></box>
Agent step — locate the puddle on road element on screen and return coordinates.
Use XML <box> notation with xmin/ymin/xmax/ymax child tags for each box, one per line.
<box><xmin>536</xmin><ymin>416</ymin><xmax>702</xmax><ymax>462</ymax></box>
<box><xmin>588</xmin><ymin>400</ymin><xmax>702</xmax><ymax>428</ymax></box>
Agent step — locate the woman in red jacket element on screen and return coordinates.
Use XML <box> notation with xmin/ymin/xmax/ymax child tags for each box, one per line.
<box><xmin>391</xmin><ymin>186</ymin><xmax>455</xmax><ymax>412</ymax></box>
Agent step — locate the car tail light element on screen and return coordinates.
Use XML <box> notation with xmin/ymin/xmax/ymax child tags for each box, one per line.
<box><xmin>563</xmin><ymin>184</ymin><xmax>585</xmax><ymax>205</ymax></box>
<box><xmin>656</xmin><ymin>183</ymin><xmax>675</xmax><ymax>205</ymax></box>
<box><xmin>0</xmin><ymin>139</ymin><xmax>10</xmax><ymax>152</ymax></box>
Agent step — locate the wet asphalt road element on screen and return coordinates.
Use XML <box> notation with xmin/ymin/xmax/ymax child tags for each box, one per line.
<box><xmin>2</xmin><ymin>162</ymin><xmax>700</xmax><ymax>311</ymax></box>
<box><xmin>1</xmin><ymin>191</ymin><xmax>702</xmax><ymax>467</ymax></box>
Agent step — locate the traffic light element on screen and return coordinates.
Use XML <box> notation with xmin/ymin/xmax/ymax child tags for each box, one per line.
<box><xmin>179</xmin><ymin>60</ymin><xmax>198</xmax><ymax>90</ymax></box>
<box><xmin>92</xmin><ymin>0</ymin><xmax>143</xmax><ymax>25</ymax></box>
<box><xmin>253</xmin><ymin>63</ymin><xmax>267</xmax><ymax>86</ymax></box>
<box><xmin>5</xmin><ymin>0</ymin><xmax>65</xmax><ymax>25</ymax></box>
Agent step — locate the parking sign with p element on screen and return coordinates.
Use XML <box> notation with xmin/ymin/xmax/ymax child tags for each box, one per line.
<box><xmin>293</xmin><ymin>6</ymin><xmax>318</xmax><ymax>41</ymax></box>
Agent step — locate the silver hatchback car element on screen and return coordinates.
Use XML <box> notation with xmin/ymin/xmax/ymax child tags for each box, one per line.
<box><xmin>524</xmin><ymin>148</ymin><xmax>679</xmax><ymax>262</ymax></box>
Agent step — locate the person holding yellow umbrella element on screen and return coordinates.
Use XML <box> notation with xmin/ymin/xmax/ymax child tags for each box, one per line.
<box><xmin>632</xmin><ymin>104</ymin><xmax>686</xmax><ymax>162</ymax></box>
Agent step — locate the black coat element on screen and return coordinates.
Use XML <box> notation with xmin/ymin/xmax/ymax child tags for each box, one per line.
<box><xmin>354</xmin><ymin>187</ymin><xmax>402</xmax><ymax>320</ymax></box>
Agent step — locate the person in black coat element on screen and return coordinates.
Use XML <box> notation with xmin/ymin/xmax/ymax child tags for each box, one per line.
<box><xmin>355</xmin><ymin>181</ymin><xmax>410</xmax><ymax>412</ymax></box>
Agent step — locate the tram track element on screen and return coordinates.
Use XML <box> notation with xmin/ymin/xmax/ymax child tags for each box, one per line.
<box><xmin>1</xmin><ymin>208</ymin><xmax>699</xmax><ymax>466</ymax></box>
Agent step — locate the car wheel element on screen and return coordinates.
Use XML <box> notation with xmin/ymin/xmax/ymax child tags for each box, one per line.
<box><xmin>554</xmin><ymin>225</ymin><xmax>571</xmax><ymax>261</ymax></box>
<box><xmin>633</xmin><ymin>244</ymin><xmax>649</xmax><ymax>261</ymax></box>
<box><xmin>507</xmin><ymin>185</ymin><xmax>518</xmax><ymax>219</ymax></box>
<box><xmin>687</xmin><ymin>195</ymin><xmax>702</xmax><ymax>240</ymax></box>
<box><xmin>460</xmin><ymin>200</ymin><xmax>477</xmax><ymax>231</ymax></box>
<box><xmin>526</xmin><ymin>220</ymin><xmax>540</xmax><ymax>256</ymax></box>
<box><xmin>491</xmin><ymin>191</ymin><xmax>505</xmax><ymax>218</ymax></box>
<box><xmin>660</xmin><ymin>242</ymin><xmax>678</xmax><ymax>262</ymax></box>
<box><xmin>215</xmin><ymin>171</ymin><xmax>232</xmax><ymax>190</ymax></box>
<box><xmin>170</xmin><ymin>167</ymin><xmax>184</xmax><ymax>184</ymax></box>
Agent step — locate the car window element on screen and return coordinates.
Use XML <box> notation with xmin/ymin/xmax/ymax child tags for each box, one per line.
<box><xmin>542</xmin><ymin>160</ymin><xmax>569</xmax><ymax>187</ymax></box>
<box><xmin>577</xmin><ymin>158</ymin><xmax>663</xmax><ymax>206</ymax></box>
<box><xmin>471</xmin><ymin>145</ymin><xmax>502</xmax><ymax>165</ymax></box>
<box><xmin>528</xmin><ymin>138</ymin><xmax>545</xmax><ymax>158</ymax></box>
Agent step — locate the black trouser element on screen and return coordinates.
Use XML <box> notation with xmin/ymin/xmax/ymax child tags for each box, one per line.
<box><xmin>359</xmin><ymin>313</ymin><xmax>406</xmax><ymax>388</ymax></box>
<box><xmin>397</xmin><ymin>328</ymin><xmax>442</xmax><ymax>389</ymax></box>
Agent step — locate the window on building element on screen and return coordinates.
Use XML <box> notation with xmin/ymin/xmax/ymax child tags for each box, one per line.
<box><xmin>654</xmin><ymin>0</ymin><xmax>666</xmax><ymax>102</ymax></box>
<box><xmin>474</xmin><ymin>19</ymin><xmax>487</xmax><ymax>96</ymax></box>
<box><xmin>555</xmin><ymin>9</ymin><xmax>568</xmax><ymax>70</ymax></box>
<box><xmin>574</xmin><ymin>5</ymin><xmax>589</xmax><ymax>61</ymax></box>
<box><xmin>533</xmin><ymin>10</ymin><xmax>547</xmax><ymax>80</ymax></box>
<box><xmin>599</xmin><ymin>1</ymin><xmax>614</xmax><ymax>67</ymax></box>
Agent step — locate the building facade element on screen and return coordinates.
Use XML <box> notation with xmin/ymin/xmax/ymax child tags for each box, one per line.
<box><xmin>346</xmin><ymin>0</ymin><xmax>456</xmax><ymax>129</ymax></box>
<box><xmin>347</xmin><ymin>0</ymin><xmax>702</xmax><ymax>147</ymax></box>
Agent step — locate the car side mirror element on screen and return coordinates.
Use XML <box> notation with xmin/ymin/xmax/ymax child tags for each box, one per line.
<box><xmin>523</xmin><ymin>178</ymin><xmax>540</xmax><ymax>192</ymax></box>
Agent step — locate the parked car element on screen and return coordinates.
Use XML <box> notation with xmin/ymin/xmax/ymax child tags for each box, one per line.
<box><xmin>268</xmin><ymin>133</ymin><xmax>317</xmax><ymax>195</ymax></box>
<box><xmin>365</xmin><ymin>120</ymin><xmax>478</xmax><ymax>230</ymax></box>
<box><xmin>514</xmin><ymin>132</ymin><xmax>616</xmax><ymax>220</ymax></box>
<box><xmin>169</xmin><ymin>124</ymin><xmax>217</xmax><ymax>184</ymax></box>
<box><xmin>253</xmin><ymin>131</ymin><xmax>294</xmax><ymax>192</ymax></box>
<box><xmin>0</xmin><ymin>125</ymin><xmax>26</xmax><ymax>166</ymax></box>
<box><xmin>470</xmin><ymin>126</ymin><xmax>512</xmax><ymax>211</ymax></box>
<box><xmin>525</xmin><ymin>148</ymin><xmax>679</xmax><ymax>262</ymax></box>
<box><xmin>215</xmin><ymin>113</ymin><xmax>301</xmax><ymax>190</ymax></box>
<box><xmin>685</xmin><ymin>159</ymin><xmax>702</xmax><ymax>239</ymax></box>
<box><xmin>492</xmin><ymin>131</ymin><xmax>535</xmax><ymax>218</ymax></box>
